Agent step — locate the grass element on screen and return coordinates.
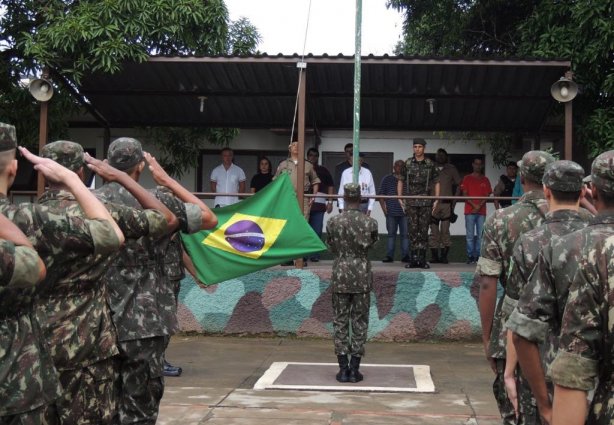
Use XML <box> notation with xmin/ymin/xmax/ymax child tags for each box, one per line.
<box><xmin>315</xmin><ymin>235</ymin><xmax>471</xmax><ymax>263</ymax></box>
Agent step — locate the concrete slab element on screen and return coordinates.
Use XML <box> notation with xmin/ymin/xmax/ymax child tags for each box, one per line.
<box><xmin>160</xmin><ymin>336</ymin><xmax>502</xmax><ymax>424</ymax></box>
<box><xmin>254</xmin><ymin>362</ymin><xmax>434</xmax><ymax>392</ymax></box>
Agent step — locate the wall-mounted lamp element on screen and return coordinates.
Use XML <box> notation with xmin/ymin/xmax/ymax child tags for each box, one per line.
<box><xmin>198</xmin><ymin>96</ymin><xmax>208</xmax><ymax>113</ymax></box>
<box><xmin>29</xmin><ymin>78</ymin><xmax>54</xmax><ymax>102</ymax></box>
<box><xmin>29</xmin><ymin>71</ymin><xmax>54</xmax><ymax>197</ymax></box>
<box><xmin>550</xmin><ymin>77</ymin><xmax>578</xmax><ymax>103</ymax></box>
<box><xmin>426</xmin><ymin>98</ymin><xmax>436</xmax><ymax>114</ymax></box>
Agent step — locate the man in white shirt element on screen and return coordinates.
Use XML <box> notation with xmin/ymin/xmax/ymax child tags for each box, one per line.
<box><xmin>338</xmin><ymin>153</ymin><xmax>376</xmax><ymax>215</ymax></box>
<box><xmin>210</xmin><ymin>147</ymin><xmax>246</xmax><ymax>207</ymax></box>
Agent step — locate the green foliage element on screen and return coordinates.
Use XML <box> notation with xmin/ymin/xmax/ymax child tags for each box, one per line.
<box><xmin>144</xmin><ymin>127</ymin><xmax>239</xmax><ymax>178</ymax></box>
<box><xmin>390</xmin><ymin>0</ymin><xmax>614</xmax><ymax>158</ymax></box>
<box><xmin>1</xmin><ymin>0</ymin><xmax>260</xmax><ymax>175</ymax></box>
<box><xmin>18</xmin><ymin>0</ymin><xmax>230</xmax><ymax>83</ymax></box>
<box><xmin>442</xmin><ymin>131</ymin><xmax>514</xmax><ymax>168</ymax></box>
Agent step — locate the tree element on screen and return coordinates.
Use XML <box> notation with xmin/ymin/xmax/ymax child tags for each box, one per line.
<box><xmin>389</xmin><ymin>0</ymin><xmax>614</xmax><ymax>158</ymax></box>
<box><xmin>0</xmin><ymin>0</ymin><xmax>260</xmax><ymax>175</ymax></box>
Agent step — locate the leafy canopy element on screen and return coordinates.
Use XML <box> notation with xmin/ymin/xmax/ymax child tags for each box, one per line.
<box><xmin>0</xmin><ymin>0</ymin><xmax>260</xmax><ymax>175</ymax></box>
<box><xmin>389</xmin><ymin>0</ymin><xmax>614</xmax><ymax>158</ymax></box>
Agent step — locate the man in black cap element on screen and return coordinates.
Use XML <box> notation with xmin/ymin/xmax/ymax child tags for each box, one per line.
<box><xmin>397</xmin><ymin>138</ymin><xmax>440</xmax><ymax>268</ymax></box>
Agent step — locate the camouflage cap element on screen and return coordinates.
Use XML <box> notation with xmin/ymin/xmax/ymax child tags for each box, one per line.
<box><xmin>343</xmin><ymin>183</ymin><xmax>361</xmax><ymax>200</ymax></box>
<box><xmin>591</xmin><ymin>150</ymin><xmax>614</xmax><ymax>193</ymax></box>
<box><xmin>517</xmin><ymin>150</ymin><xmax>555</xmax><ymax>182</ymax></box>
<box><xmin>0</xmin><ymin>122</ymin><xmax>17</xmax><ymax>153</ymax></box>
<box><xmin>542</xmin><ymin>160</ymin><xmax>585</xmax><ymax>192</ymax></box>
<box><xmin>108</xmin><ymin>137</ymin><xmax>144</xmax><ymax>170</ymax></box>
<box><xmin>41</xmin><ymin>140</ymin><xmax>84</xmax><ymax>172</ymax></box>
<box><xmin>413</xmin><ymin>138</ymin><xmax>426</xmax><ymax>146</ymax></box>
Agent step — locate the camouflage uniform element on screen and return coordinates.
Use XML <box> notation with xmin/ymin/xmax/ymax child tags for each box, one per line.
<box><xmin>0</xmin><ymin>240</ymin><xmax>54</xmax><ymax>425</ymax></box>
<box><xmin>477</xmin><ymin>151</ymin><xmax>554</xmax><ymax>425</ymax></box>
<box><xmin>545</xmin><ymin>151</ymin><xmax>614</xmax><ymax>424</ymax></box>
<box><xmin>326</xmin><ymin>183</ymin><xmax>378</xmax><ymax>357</ymax></box>
<box><xmin>38</xmin><ymin>141</ymin><xmax>169</xmax><ymax>425</ymax></box>
<box><xmin>509</xmin><ymin>157</ymin><xmax>614</xmax><ymax>383</ymax></box>
<box><xmin>274</xmin><ymin>159</ymin><xmax>321</xmax><ymax>219</ymax></box>
<box><xmin>551</xmin><ymin>234</ymin><xmax>614</xmax><ymax>424</ymax></box>
<box><xmin>0</xmin><ymin>124</ymin><xmax>120</xmax><ymax>424</ymax></box>
<box><xmin>151</xmin><ymin>186</ymin><xmax>202</xmax><ymax>347</ymax></box>
<box><xmin>95</xmin><ymin>138</ymin><xmax>200</xmax><ymax>425</ymax></box>
<box><xmin>503</xmin><ymin>161</ymin><xmax>591</xmax><ymax>423</ymax></box>
<box><xmin>429</xmin><ymin>162</ymin><xmax>461</xmax><ymax>249</ymax></box>
<box><xmin>400</xmin><ymin>140</ymin><xmax>439</xmax><ymax>265</ymax></box>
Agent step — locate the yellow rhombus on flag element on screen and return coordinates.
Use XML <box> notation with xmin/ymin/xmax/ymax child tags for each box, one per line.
<box><xmin>181</xmin><ymin>173</ymin><xmax>326</xmax><ymax>285</ymax></box>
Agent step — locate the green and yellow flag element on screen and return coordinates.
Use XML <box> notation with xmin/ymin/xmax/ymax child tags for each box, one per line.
<box><xmin>181</xmin><ymin>173</ymin><xmax>326</xmax><ymax>285</ymax></box>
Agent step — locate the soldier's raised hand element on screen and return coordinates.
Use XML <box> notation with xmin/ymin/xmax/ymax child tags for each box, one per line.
<box><xmin>18</xmin><ymin>146</ymin><xmax>79</xmax><ymax>185</ymax></box>
<box><xmin>84</xmin><ymin>152</ymin><xmax>125</xmax><ymax>182</ymax></box>
<box><xmin>144</xmin><ymin>152</ymin><xmax>172</xmax><ymax>186</ymax></box>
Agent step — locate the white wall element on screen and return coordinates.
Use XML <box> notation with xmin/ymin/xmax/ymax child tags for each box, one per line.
<box><xmin>67</xmin><ymin>127</ymin><xmax>528</xmax><ymax>234</ymax></box>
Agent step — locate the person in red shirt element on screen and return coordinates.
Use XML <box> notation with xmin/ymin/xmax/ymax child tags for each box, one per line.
<box><xmin>461</xmin><ymin>157</ymin><xmax>492</xmax><ymax>264</ymax></box>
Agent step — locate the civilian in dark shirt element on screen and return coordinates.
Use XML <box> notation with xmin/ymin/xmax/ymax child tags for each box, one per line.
<box><xmin>379</xmin><ymin>160</ymin><xmax>409</xmax><ymax>263</ymax></box>
<box><xmin>250</xmin><ymin>156</ymin><xmax>273</xmax><ymax>193</ymax></box>
<box><xmin>307</xmin><ymin>148</ymin><xmax>334</xmax><ymax>262</ymax></box>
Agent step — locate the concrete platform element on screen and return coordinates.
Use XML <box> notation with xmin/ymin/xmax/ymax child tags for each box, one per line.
<box><xmin>159</xmin><ymin>336</ymin><xmax>500</xmax><ymax>424</ymax></box>
<box><xmin>177</xmin><ymin>263</ymin><xmax>482</xmax><ymax>342</ymax></box>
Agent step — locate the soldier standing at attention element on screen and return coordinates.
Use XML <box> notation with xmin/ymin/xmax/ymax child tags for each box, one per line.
<box><xmin>502</xmin><ymin>160</ymin><xmax>591</xmax><ymax>424</ymax></box>
<box><xmin>39</xmin><ymin>140</ymin><xmax>175</xmax><ymax>424</ymax></box>
<box><xmin>0</xmin><ymin>123</ymin><xmax>125</xmax><ymax>424</ymax></box>
<box><xmin>537</xmin><ymin>151</ymin><xmax>614</xmax><ymax>425</ymax></box>
<box><xmin>429</xmin><ymin>148</ymin><xmax>461</xmax><ymax>264</ymax></box>
<box><xmin>326</xmin><ymin>183</ymin><xmax>378</xmax><ymax>383</ymax></box>
<box><xmin>477</xmin><ymin>150</ymin><xmax>554</xmax><ymax>425</ymax></box>
<box><xmin>397</xmin><ymin>138</ymin><xmax>440</xmax><ymax>269</ymax></box>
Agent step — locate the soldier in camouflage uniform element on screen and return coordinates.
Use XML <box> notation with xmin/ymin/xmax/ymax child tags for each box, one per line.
<box><xmin>397</xmin><ymin>138</ymin><xmax>440</xmax><ymax>269</ymax></box>
<box><xmin>39</xmin><ymin>140</ymin><xmax>174</xmax><ymax>424</ymax></box>
<box><xmin>538</xmin><ymin>151</ymin><xmax>614</xmax><ymax>425</ymax></box>
<box><xmin>326</xmin><ymin>183</ymin><xmax>378</xmax><ymax>383</ymax></box>
<box><xmin>0</xmin><ymin>123</ymin><xmax>123</xmax><ymax>424</ymax></box>
<box><xmin>0</xmin><ymin>211</ymin><xmax>49</xmax><ymax>425</ymax></box>
<box><xmin>503</xmin><ymin>160</ymin><xmax>591</xmax><ymax>424</ymax></box>
<box><xmin>145</xmin><ymin>153</ymin><xmax>217</xmax><ymax>378</ymax></box>
<box><xmin>95</xmin><ymin>139</ymin><xmax>213</xmax><ymax>425</ymax></box>
<box><xmin>477</xmin><ymin>150</ymin><xmax>555</xmax><ymax>425</ymax></box>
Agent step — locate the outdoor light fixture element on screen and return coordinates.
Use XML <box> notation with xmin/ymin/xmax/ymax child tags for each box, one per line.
<box><xmin>550</xmin><ymin>77</ymin><xmax>578</xmax><ymax>103</ymax></box>
<box><xmin>29</xmin><ymin>71</ymin><xmax>54</xmax><ymax>198</ymax></box>
<box><xmin>426</xmin><ymin>98</ymin><xmax>436</xmax><ymax>114</ymax></box>
<box><xmin>29</xmin><ymin>78</ymin><xmax>54</xmax><ymax>102</ymax></box>
<box><xmin>198</xmin><ymin>96</ymin><xmax>207</xmax><ymax>113</ymax></box>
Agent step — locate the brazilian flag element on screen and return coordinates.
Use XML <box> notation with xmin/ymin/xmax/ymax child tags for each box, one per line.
<box><xmin>181</xmin><ymin>173</ymin><xmax>326</xmax><ymax>285</ymax></box>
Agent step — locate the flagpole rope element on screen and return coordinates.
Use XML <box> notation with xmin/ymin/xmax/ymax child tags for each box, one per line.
<box><xmin>289</xmin><ymin>0</ymin><xmax>313</xmax><ymax>146</ymax></box>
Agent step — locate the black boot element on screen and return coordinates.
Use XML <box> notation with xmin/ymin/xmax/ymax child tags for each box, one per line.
<box><xmin>348</xmin><ymin>356</ymin><xmax>363</xmax><ymax>383</ymax></box>
<box><xmin>430</xmin><ymin>248</ymin><xmax>440</xmax><ymax>263</ymax></box>
<box><xmin>420</xmin><ymin>249</ymin><xmax>430</xmax><ymax>269</ymax></box>
<box><xmin>336</xmin><ymin>355</ymin><xmax>350</xmax><ymax>383</ymax></box>
<box><xmin>405</xmin><ymin>250</ymin><xmax>419</xmax><ymax>268</ymax></box>
<box><xmin>163</xmin><ymin>360</ymin><xmax>183</xmax><ymax>377</ymax></box>
<box><xmin>440</xmin><ymin>247</ymin><xmax>449</xmax><ymax>264</ymax></box>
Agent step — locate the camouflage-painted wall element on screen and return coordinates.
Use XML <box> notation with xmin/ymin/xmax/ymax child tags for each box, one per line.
<box><xmin>177</xmin><ymin>270</ymin><xmax>482</xmax><ymax>341</ymax></box>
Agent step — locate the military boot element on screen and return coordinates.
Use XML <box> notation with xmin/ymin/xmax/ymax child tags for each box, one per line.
<box><xmin>404</xmin><ymin>250</ymin><xmax>419</xmax><ymax>268</ymax></box>
<box><xmin>336</xmin><ymin>355</ymin><xmax>350</xmax><ymax>383</ymax></box>
<box><xmin>440</xmin><ymin>247</ymin><xmax>449</xmax><ymax>264</ymax></box>
<box><xmin>348</xmin><ymin>356</ymin><xmax>363</xmax><ymax>383</ymax></box>
<box><xmin>420</xmin><ymin>249</ymin><xmax>430</xmax><ymax>269</ymax></box>
<box><xmin>430</xmin><ymin>248</ymin><xmax>441</xmax><ymax>263</ymax></box>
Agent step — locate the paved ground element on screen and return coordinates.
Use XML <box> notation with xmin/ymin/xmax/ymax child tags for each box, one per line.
<box><xmin>159</xmin><ymin>336</ymin><xmax>501</xmax><ymax>424</ymax></box>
